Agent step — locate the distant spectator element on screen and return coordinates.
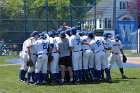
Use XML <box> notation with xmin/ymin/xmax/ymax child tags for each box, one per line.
<box><xmin>0</xmin><ymin>39</ymin><xmax>5</xmax><ymax>55</ymax></box>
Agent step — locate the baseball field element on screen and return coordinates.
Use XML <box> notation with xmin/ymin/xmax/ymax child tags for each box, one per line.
<box><xmin>0</xmin><ymin>51</ymin><xmax>140</xmax><ymax>93</ymax></box>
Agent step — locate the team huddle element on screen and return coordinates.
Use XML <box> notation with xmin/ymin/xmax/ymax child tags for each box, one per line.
<box><xmin>19</xmin><ymin>27</ymin><xmax>128</xmax><ymax>85</ymax></box>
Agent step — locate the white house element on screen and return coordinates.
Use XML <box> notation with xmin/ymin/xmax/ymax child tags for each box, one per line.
<box><xmin>83</xmin><ymin>0</ymin><xmax>133</xmax><ymax>32</ymax></box>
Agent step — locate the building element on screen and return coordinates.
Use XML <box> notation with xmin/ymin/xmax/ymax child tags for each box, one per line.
<box><xmin>83</xmin><ymin>0</ymin><xmax>133</xmax><ymax>33</ymax></box>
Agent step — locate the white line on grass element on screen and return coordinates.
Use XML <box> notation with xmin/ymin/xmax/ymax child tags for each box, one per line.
<box><xmin>0</xmin><ymin>63</ymin><xmax>20</xmax><ymax>67</ymax></box>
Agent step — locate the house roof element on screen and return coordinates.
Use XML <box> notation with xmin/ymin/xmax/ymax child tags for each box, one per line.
<box><xmin>85</xmin><ymin>0</ymin><xmax>114</xmax><ymax>18</ymax></box>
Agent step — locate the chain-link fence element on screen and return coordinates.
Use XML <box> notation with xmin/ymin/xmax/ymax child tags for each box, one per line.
<box><xmin>0</xmin><ymin>0</ymin><xmax>139</xmax><ymax>55</ymax></box>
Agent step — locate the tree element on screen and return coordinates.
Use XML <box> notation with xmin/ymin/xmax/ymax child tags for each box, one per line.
<box><xmin>127</xmin><ymin>0</ymin><xmax>140</xmax><ymax>28</ymax></box>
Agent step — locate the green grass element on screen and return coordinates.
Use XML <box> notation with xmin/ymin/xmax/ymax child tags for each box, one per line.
<box><xmin>0</xmin><ymin>65</ymin><xmax>140</xmax><ymax>93</ymax></box>
<box><xmin>124</xmin><ymin>50</ymin><xmax>140</xmax><ymax>56</ymax></box>
<box><xmin>0</xmin><ymin>55</ymin><xmax>19</xmax><ymax>64</ymax></box>
<box><xmin>0</xmin><ymin>56</ymin><xmax>140</xmax><ymax>93</ymax></box>
<box><xmin>0</xmin><ymin>52</ymin><xmax>140</xmax><ymax>93</ymax></box>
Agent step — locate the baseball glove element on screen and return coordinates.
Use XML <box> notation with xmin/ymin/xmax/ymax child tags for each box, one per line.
<box><xmin>122</xmin><ymin>55</ymin><xmax>127</xmax><ymax>63</ymax></box>
<box><xmin>27</xmin><ymin>60</ymin><xmax>34</xmax><ymax>66</ymax></box>
<box><xmin>48</xmin><ymin>55</ymin><xmax>53</xmax><ymax>63</ymax></box>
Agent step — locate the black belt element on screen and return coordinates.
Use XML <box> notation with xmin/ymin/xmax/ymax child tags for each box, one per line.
<box><xmin>53</xmin><ymin>52</ymin><xmax>57</xmax><ymax>53</ymax></box>
<box><xmin>95</xmin><ymin>50</ymin><xmax>105</xmax><ymax>53</ymax></box>
<box><xmin>111</xmin><ymin>52</ymin><xmax>118</xmax><ymax>55</ymax></box>
<box><xmin>30</xmin><ymin>53</ymin><xmax>36</xmax><ymax>55</ymax></box>
<box><xmin>38</xmin><ymin>53</ymin><xmax>48</xmax><ymax>55</ymax></box>
<box><xmin>73</xmin><ymin>51</ymin><xmax>78</xmax><ymax>52</ymax></box>
<box><xmin>84</xmin><ymin>49</ymin><xmax>88</xmax><ymax>50</ymax></box>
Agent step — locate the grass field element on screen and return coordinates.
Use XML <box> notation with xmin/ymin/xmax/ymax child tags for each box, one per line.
<box><xmin>0</xmin><ymin>52</ymin><xmax>140</xmax><ymax>93</ymax></box>
<box><xmin>0</xmin><ymin>65</ymin><xmax>140</xmax><ymax>93</ymax></box>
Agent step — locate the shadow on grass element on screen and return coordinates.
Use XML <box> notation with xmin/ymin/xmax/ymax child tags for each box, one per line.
<box><xmin>22</xmin><ymin>77</ymin><xmax>139</xmax><ymax>86</ymax></box>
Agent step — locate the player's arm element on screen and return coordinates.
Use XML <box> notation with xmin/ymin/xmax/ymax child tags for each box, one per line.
<box><xmin>48</xmin><ymin>42</ymin><xmax>52</xmax><ymax>56</ymax></box>
<box><xmin>104</xmin><ymin>46</ymin><xmax>112</xmax><ymax>50</ymax></box>
<box><xmin>120</xmin><ymin>48</ymin><xmax>125</xmax><ymax>56</ymax></box>
<box><xmin>27</xmin><ymin>39</ymin><xmax>32</xmax><ymax>61</ymax></box>
<box><xmin>69</xmin><ymin>38</ymin><xmax>73</xmax><ymax>51</ymax></box>
<box><xmin>119</xmin><ymin>41</ymin><xmax>125</xmax><ymax>56</ymax></box>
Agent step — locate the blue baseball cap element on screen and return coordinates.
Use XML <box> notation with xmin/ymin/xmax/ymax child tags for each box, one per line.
<box><xmin>31</xmin><ymin>31</ymin><xmax>39</xmax><ymax>37</ymax></box>
<box><xmin>60</xmin><ymin>31</ymin><xmax>66</xmax><ymax>38</ymax></box>
<box><xmin>71</xmin><ymin>27</ymin><xmax>77</xmax><ymax>34</ymax></box>
<box><xmin>65</xmin><ymin>29</ymin><xmax>71</xmax><ymax>36</ymax></box>
<box><xmin>115</xmin><ymin>34</ymin><xmax>120</xmax><ymax>40</ymax></box>
<box><xmin>88</xmin><ymin>32</ymin><xmax>94</xmax><ymax>38</ymax></box>
<box><xmin>57</xmin><ymin>28</ymin><xmax>63</xmax><ymax>34</ymax></box>
<box><xmin>39</xmin><ymin>32</ymin><xmax>47</xmax><ymax>39</ymax></box>
<box><xmin>48</xmin><ymin>31</ymin><xmax>54</xmax><ymax>37</ymax></box>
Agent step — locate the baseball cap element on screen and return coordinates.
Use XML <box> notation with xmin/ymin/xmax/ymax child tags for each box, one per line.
<box><xmin>60</xmin><ymin>31</ymin><xmax>66</xmax><ymax>38</ymax></box>
<box><xmin>48</xmin><ymin>31</ymin><xmax>54</xmax><ymax>37</ymax></box>
<box><xmin>57</xmin><ymin>28</ymin><xmax>63</xmax><ymax>34</ymax></box>
<box><xmin>88</xmin><ymin>32</ymin><xmax>94</xmax><ymax>38</ymax></box>
<box><xmin>65</xmin><ymin>29</ymin><xmax>71</xmax><ymax>36</ymax></box>
<box><xmin>31</xmin><ymin>31</ymin><xmax>39</xmax><ymax>37</ymax></box>
<box><xmin>70</xmin><ymin>27</ymin><xmax>77</xmax><ymax>34</ymax></box>
<box><xmin>115</xmin><ymin>34</ymin><xmax>120</xmax><ymax>40</ymax></box>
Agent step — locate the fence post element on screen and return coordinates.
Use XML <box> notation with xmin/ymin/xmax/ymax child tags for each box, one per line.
<box><xmin>24</xmin><ymin>0</ymin><xmax>27</xmax><ymax>40</ymax></box>
<box><xmin>46</xmin><ymin>0</ymin><xmax>49</xmax><ymax>33</ymax></box>
<box><xmin>70</xmin><ymin>0</ymin><xmax>73</xmax><ymax>27</ymax></box>
<box><xmin>136</xmin><ymin>0</ymin><xmax>139</xmax><ymax>53</ymax></box>
<box><xmin>93</xmin><ymin>0</ymin><xmax>96</xmax><ymax>33</ymax></box>
<box><xmin>113</xmin><ymin>0</ymin><xmax>116</xmax><ymax>35</ymax></box>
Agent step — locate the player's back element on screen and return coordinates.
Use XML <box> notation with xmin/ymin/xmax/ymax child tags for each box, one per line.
<box><xmin>90</xmin><ymin>37</ymin><xmax>105</xmax><ymax>52</ymax></box>
<box><xmin>22</xmin><ymin>38</ymin><xmax>30</xmax><ymax>51</ymax></box>
<box><xmin>69</xmin><ymin>34</ymin><xmax>81</xmax><ymax>51</ymax></box>
<box><xmin>81</xmin><ymin>36</ymin><xmax>92</xmax><ymax>50</ymax></box>
<box><xmin>33</xmin><ymin>39</ymin><xmax>49</xmax><ymax>54</ymax></box>
<box><xmin>58</xmin><ymin>38</ymin><xmax>70</xmax><ymax>57</ymax></box>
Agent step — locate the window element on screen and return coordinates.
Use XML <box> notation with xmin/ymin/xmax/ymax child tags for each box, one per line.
<box><xmin>120</xmin><ymin>1</ymin><xmax>128</xmax><ymax>9</ymax></box>
<box><xmin>99</xmin><ymin>18</ymin><xmax>102</xmax><ymax>28</ymax></box>
<box><xmin>105</xmin><ymin>18</ymin><xmax>111</xmax><ymax>29</ymax></box>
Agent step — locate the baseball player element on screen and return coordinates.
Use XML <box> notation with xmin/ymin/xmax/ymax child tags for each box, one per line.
<box><xmin>26</xmin><ymin>31</ymin><xmax>39</xmax><ymax>83</ymax></box>
<box><xmin>100</xmin><ymin>32</ymin><xmax>112</xmax><ymax>81</ymax></box>
<box><xmin>69</xmin><ymin>27</ymin><xmax>82</xmax><ymax>83</ymax></box>
<box><xmin>33</xmin><ymin>33</ymin><xmax>51</xmax><ymax>85</ymax></box>
<box><xmin>48</xmin><ymin>31</ymin><xmax>60</xmax><ymax>85</ymax></box>
<box><xmin>108</xmin><ymin>34</ymin><xmax>128</xmax><ymax>79</ymax></box>
<box><xmin>81</xmin><ymin>32</ymin><xmax>95</xmax><ymax>81</ymax></box>
<box><xmin>57</xmin><ymin>31</ymin><xmax>73</xmax><ymax>84</ymax></box>
<box><xmin>19</xmin><ymin>38</ymin><xmax>30</xmax><ymax>81</ymax></box>
<box><xmin>90</xmin><ymin>32</ymin><xmax>107</xmax><ymax>81</ymax></box>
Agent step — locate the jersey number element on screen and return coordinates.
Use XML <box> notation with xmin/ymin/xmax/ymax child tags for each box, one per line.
<box><xmin>76</xmin><ymin>38</ymin><xmax>80</xmax><ymax>45</ymax></box>
<box><xmin>42</xmin><ymin>43</ymin><xmax>47</xmax><ymax>49</ymax></box>
<box><xmin>96</xmin><ymin>40</ymin><xmax>101</xmax><ymax>47</ymax></box>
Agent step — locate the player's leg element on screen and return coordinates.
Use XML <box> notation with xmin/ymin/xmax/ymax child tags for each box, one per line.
<box><xmin>50</xmin><ymin>53</ymin><xmax>59</xmax><ymax>84</ymax></box>
<box><xmin>41</xmin><ymin>54</ymin><xmax>48</xmax><ymax>84</ymax></box>
<box><xmin>72</xmin><ymin>52</ymin><xmax>80</xmax><ymax>83</ymax></box>
<box><xmin>95</xmin><ymin>52</ymin><xmax>102</xmax><ymax>81</ymax></box>
<box><xmin>66</xmin><ymin>56</ymin><xmax>73</xmax><ymax>83</ymax></box>
<box><xmin>34</xmin><ymin>55</ymin><xmax>43</xmax><ymax>85</ymax></box>
<box><xmin>78</xmin><ymin>51</ymin><xmax>83</xmax><ymax>82</ymax></box>
<box><xmin>27</xmin><ymin>54</ymin><xmax>37</xmax><ymax>83</ymax></box>
<box><xmin>101</xmin><ymin>52</ymin><xmax>111</xmax><ymax>81</ymax></box>
<box><xmin>83</xmin><ymin>50</ymin><xmax>90</xmax><ymax>81</ymax></box>
<box><xmin>116</xmin><ymin>55</ymin><xmax>128</xmax><ymax>79</ymax></box>
<box><xmin>19</xmin><ymin>52</ymin><xmax>28</xmax><ymax>81</ymax></box>
<box><xmin>89</xmin><ymin>51</ymin><xmax>96</xmax><ymax>81</ymax></box>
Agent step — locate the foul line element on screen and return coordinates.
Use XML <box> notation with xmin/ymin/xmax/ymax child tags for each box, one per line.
<box><xmin>0</xmin><ymin>63</ymin><xmax>20</xmax><ymax>67</ymax></box>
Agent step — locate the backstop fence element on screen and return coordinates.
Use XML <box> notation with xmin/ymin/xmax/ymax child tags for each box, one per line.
<box><xmin>0</xmin><ymin>0</ymin><xmax>139</xmax><ymax>55</ymax></box>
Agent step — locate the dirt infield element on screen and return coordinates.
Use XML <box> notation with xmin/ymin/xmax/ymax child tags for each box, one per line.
<box><xmin>127</xmin><ymin>57</ymin><xmax>140</xmax><ymax>64</ymax></box>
